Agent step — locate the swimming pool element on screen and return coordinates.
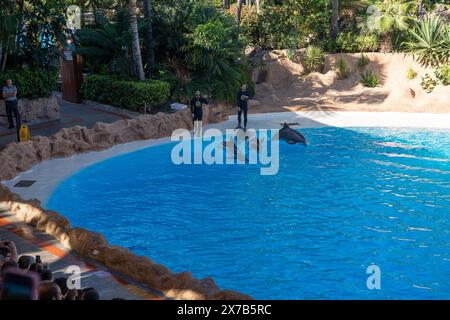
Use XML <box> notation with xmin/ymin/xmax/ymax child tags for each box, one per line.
<box><xmin>47</xmin><ymin>127</ymin><xmax>450</xmax><ymax>299</ymax></box>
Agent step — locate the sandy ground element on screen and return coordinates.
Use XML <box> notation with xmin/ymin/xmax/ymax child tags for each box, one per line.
<box><xmin>249</xmin><ymin>52</ymin><xmax>450</xmax><ymax>114</ymax></box>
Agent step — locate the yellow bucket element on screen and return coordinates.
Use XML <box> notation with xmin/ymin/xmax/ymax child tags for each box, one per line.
<box><xmin>19</xmin><ymin>125</ymin><xmax>31</xmax><ymax>142</ymax></box>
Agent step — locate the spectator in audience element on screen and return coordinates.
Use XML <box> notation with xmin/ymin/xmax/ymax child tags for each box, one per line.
<box><xmin>18</xmin><ymin>255</ymin><xmax>35</xmax><ymax>271</ymax></box>
<box><xmin>1</xmin><ymin>261</ymin><xmax>19</xmax><ymax>278</ymax></box>
<box><xmin>0</xmin><ymin>239</ymin><xmax>18</xmax><ymax>262</ymax></box>
<box><xmin>41</xmin><ymin>269</ymin><xmax>53</xmax><ymax>281</ymax></box>
<box><xmin>54</xmin><ymin>277</ymin><xmax>78</xmax><ymax>300</ymax></box>
<box><xmin>38</xmin><ymin>281</ymin><xmax>63</xmax><ymax>300</ymax></box>
<box><xmin>0</xmin><ymin>238</ymin><xmax>112</xmax><ymax>300</ymax></box>
<box><xmin>82</xmin><ymin>287</ymin><xmax>100</xmax><ymax>300</ymax></box>
<box><xmin>0</xmin><ymin>261</ymin><xmax>19</xmax><ymax>294</ymax></box>
<box><xmin>0</xmin><ymin>247</ymin><xmax>11</xmax><ymax>265</ymax></box>
<box><xmin>29</xmin><ymin>262</ymin><xmax>43</xmax><ymax>275</ymax></box>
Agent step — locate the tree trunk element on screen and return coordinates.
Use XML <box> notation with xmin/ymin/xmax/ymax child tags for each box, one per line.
<box><xmin>256</xmin><ymin>0</ymin><xmax>261</xmax><ymax>14</ymax></box>
<box><xmin>129</xmin><ymin>0</ymin><xmax>145</xmax><ymax>81</ymax></box>
<box><xmin>1</xmin><ymin>49</ymin><xmax>7</xmax><ymax>72</ymax></box>
<box><xmin>380</xmin><ymin>32</ymin><xmax>393</xmax><ymax>53</ymax></box>
<box><xmin>142</xmin><ymin>0</ymin><xmax>156</xmax><ymax>73</ymax></box>
<box><xmin>0</xmin><ymin>41</ymin><xmax>3</xmax><ymax>70</ymax></box>
<box><xmin>330</xmin><ymin>0</ymin><xmax>339</xmax><ymax>41</ymax></box>
<box><xmin>222</xmin><ymin>0</ymin><xmax>229</xmax><ymax>9</ymax></box>
<box><xmin>235</xmin><ymin>0</ymin><xmax>244</xmax><ymax>26</ymax></box>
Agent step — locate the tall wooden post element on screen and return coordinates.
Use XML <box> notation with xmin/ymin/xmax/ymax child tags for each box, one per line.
<box><xmin>61</xmin><ymin>50</ymin><xmax>83</xmax><ymax>103</ymax></box>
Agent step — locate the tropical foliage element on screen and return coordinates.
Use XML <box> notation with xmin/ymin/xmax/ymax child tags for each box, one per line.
<box><xmin>152</xmin><ymin>0</ymin><xmax>252</xmax><ymax>102</ymax></box>
<box><xmin>80</xmin><ymin>74</ymin><xmax>170</xmax><ymax>110</ymax></box>
<box><xmin>366</xmin><ymin>0</ymin><xmax>417</xmax><ymax>52</ymax></box>
<box><xmin>420</xmin><ymin>73</ymin><xmax>438</xmax><ymax>92</ymax></box>
<box><xmin>336</xmin><ymin>58</ymin><xmax>349</xmax><ymax>79</ymax></box>
<box><xmin>1</xmin><ymin>0</ymin><xmax>449</xmax><ymax>103</ymax></box>
<box><xmin>403</xmin><ymin>14</ymin><xmax>450</xmax><ymax>67</ymax></box>
<box><xmin>357</xmin><ymin>54</ymin><xmax>370</xmax><ymax>70</ymax></box>
<box><xmin>360</xmin><ymin>70</ymin><xmax>380</xmax><ymax>87</ymax></box>
<box><xmin>0</xmin><ymin>0</ymin><xmax>68</xmax><ymax>72</ymax></box>
<box><xmin>0</xmin><ymin>68</ymin><xmax>57</xmax><ymax>99</ymax></box>
<box><xmin>336</xmin><ymin>32</ymin><xmax>380</xmax><ymax>53</ymax></box>
<box><xmin>435</xmin><ymin>64</ymin><xmax>450</xmax><ymax>86</ymax></box>
<box><xmin>75</xmin><ymin>12</ymin><xmax>135</xmax><ymax>76</ymax></box>
<box><xmin>302</xmin><ymin>45</ymin><xmax>326</xmax><ymax>73</ymax></box>
<box><xmin>406</xmin><ymin>67</ymin><xmax>417</xmax><ymax>80</ymax></box>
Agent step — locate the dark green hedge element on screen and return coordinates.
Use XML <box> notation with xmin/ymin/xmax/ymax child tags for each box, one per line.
<box><xmin>0</xmin><ymin>69</ymin><xmax>57</xmax><ymax>99</ymax></box>
<box><xmin>81</xmin><ymin>75</ymin><xmax>170</xmax><ymax>111</ymax></box>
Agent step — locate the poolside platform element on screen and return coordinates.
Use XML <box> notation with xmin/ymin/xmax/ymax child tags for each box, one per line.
<box><xmin>0</xmin><ymin>93</ymin><xmax>136</xmax><ymax>150</ymax></box>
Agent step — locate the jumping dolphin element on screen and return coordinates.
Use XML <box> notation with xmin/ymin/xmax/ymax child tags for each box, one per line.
<box><xmin>278</xmin><ymin>123</ymin><xmax>307</xmax><ymax>145</ymax></box>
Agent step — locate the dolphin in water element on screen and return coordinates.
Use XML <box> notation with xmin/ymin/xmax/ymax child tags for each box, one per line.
<box><xmin>278</xmin><ymin>123</ymin><xmax>307</xmax><ymax>145</ymax></box>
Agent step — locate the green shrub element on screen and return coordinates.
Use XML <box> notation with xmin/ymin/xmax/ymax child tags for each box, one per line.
<box><xmin>357</xmin><ymin>54</ymin><xmax>370</xmax><ymax>71</ymax></box>
<box><xmin>336</xmin><ymin>58</ymin><xmax>349</xmax><ymax>79</ymax></box>
<box><xmin>356</xmin><ymin>34</ymin><xmax>380</xmax><ymax>52</ymax></box>
<box><xmin>336</xmin><ymin>32</ymin><xmax>379</xmax><ymax>53</ymax></box>
<box><xmin>420</xmin><ymin>73</ymin><xmax>438</xmax><ymax>93</ymax></box>
<box><xmin>406</xmin><ymin>67</ymin><xmax>418</xmax><ymax>80</ymax></box>
<box><xmin>0</xmin><ymin>68</ymin><xmax>57</xmax><ymax>99</ymax></box>
<box><xmin>435</xmin><ymin>64</ymin><xmax>450</xmax><ymax>86</ymax></box>
<box><xmin>360</xmin><ymin>71</ymin><xmax>380</xmax><ymax>87</ymax></box>
<box><xmin>336</xmin><ymin>33</ymin><xmax>356</xmax><ymax>52</ymax></box>
<box><xmin>81</xmin><ymin>75</ymin><xmax>170</xmax><ymax>111</ymax></box>
<box><xmin>302</xmin><ymin>45</ymin><xmax>326</xmax><ymax>73</ymax></box>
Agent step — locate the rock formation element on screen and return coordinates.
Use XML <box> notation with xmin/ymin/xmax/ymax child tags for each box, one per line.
<box><xmin>0</xmin><ymin>95</ymin><xmax>60</xmax><ymax>125</ymax></box>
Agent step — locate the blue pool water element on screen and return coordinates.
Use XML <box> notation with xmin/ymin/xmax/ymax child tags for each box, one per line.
<box><xmin>47</xmin><ymin>127</ymin><xmax>450</xmax><ymax>299</ymax></box>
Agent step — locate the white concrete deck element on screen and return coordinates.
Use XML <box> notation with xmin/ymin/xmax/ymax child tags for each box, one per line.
<box><xmin>3</xmin><ymin>111</ymin><xmax>450</xmax><ymax>205</ymax></box>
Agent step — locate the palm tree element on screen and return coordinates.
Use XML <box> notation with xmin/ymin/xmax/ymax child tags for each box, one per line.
<box><xmin>0</xmin><ymin>0</ymin><xmax>19</xmax><ymax>71</ymax></box>
<box><xmin>128</xmin><ymin>0</ymin><xmax>145</xmax><ymax>80</ymax></box>
<box><xmin>142</xmin><ymin>0</ymin><xmax>156</xmax><ymax>73</ymax></box>
<box><xmin>367</xmin><ymin>0</ymin><xmax>417</xmax><ymax>52</ymax></box>
<box><xmin>235</xmin><ymin>0</ymin><xmax>244</xmax><ymax>26</ymax></box>
<box><xmin>76</xmin><ymin>14</ymin><xmax>135</xmax><ymax>76</ymax></box>
<box><xmin>331</xmin><ymin>0</ymin><xmax>340</xmax><ymax>40</ymax></box>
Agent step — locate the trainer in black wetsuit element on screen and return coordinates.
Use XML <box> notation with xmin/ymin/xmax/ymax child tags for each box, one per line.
<box><xmin>190</xmin><ymin>90</ymin><xmax>208</xmax><ymax>124</ymax></box>
<box><xmin>236</xmin><ymin>84</ymin><xmax>251</xmax><ymax>130</ymax></box>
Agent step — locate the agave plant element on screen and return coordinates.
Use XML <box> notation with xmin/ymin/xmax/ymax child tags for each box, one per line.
<box><xmin>336</xmin><ymin>58</ymin><xmax>349</xmax><ymax>79</ymax></box>
<box><xmin>360</xmin><ymin>70</ymin><xmax>380</xmax><ymax>87</ymax></box>
<box><xmin>302</xmin><ymin>45</ymin><xmax>326</xmax><ymax>73</ymax></box>
<box><xmin>403</xmin><ymin>14</ymin><xmax>449</xmax><ymax>67</ymax></box>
